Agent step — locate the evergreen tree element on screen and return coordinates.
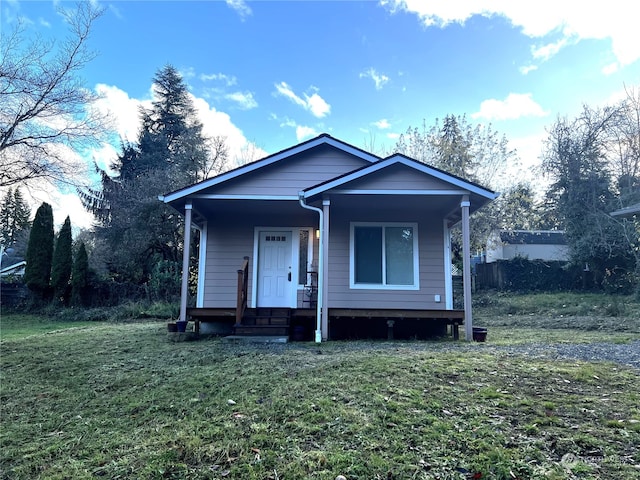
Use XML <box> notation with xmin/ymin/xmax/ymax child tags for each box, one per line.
<box><xmin>0</xmin><ymin>187</ymin><xmax>31</xmax><ymax>248</ymax></box>
<box><xmin>24</xmin><ymin>202</ymin><xmax>54</xmax><ymax>299</ymax></box>
<box><xmin>71</xmin><ymin>241</ymin><xmax>89</xmax><ymax>306</ymax></box>
<box><xmin>394</xmin><ymin>115</ymin><xmax>516</xmax><ymax>256</ymax></box>
<box><xmin>81</xmin><ymin>65</ymin><xmax>220</xmax><ymax>284</ymax></box>
<box><xmin>51</xmin><ymin>216</ymin><xmax>73</xmax><ymax>304</ymax></box>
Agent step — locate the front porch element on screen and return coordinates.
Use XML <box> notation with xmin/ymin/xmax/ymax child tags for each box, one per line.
<box><xmin>186</xmin><ymin>307</ymin><xmax>465</xmax><ymax>341</ymax></box>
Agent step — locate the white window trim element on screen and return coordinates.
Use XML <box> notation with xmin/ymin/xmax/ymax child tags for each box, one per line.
<box><xmin>349</xmin><ymin>222</ymin><xmax>420</xmax><ymax>290</ymax></box>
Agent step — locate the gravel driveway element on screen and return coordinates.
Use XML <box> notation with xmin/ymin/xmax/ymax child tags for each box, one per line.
<box><xmin>493</xmin><ymin>340</ymin><xmax>640</xmax><ymax>370</ymax></box>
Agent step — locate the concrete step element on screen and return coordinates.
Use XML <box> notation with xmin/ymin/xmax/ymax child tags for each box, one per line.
<box><xmin>234</xmin><ymin>325</ymin><xmax>289</xmax><ymax>336</ymax></box>
<box><xmin>223</xmin><ymin>335</ymin><xmax>288</xmax><ymax>344</ymax></box>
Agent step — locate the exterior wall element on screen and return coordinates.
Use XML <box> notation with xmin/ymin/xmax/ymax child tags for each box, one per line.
<box><xmin>202</xmin><ymin>207</ymin><xmax>319</xmax><ymax>308</ymax></box>
<box><xmin>213</xmin><ymin>146</ymin><xmax>369</xmax><ymax>197</ymax></box>
<box><xmin>502</xmin><ymin>244</ymin><xmax>569</xmax><ymax>261</ymax></box>
<box><xmin>200</xmin><ymin>200</ymin><xmax>449</xmax><ymax>310</ymax></box>
<box><xmin>486</xmin><ymin>230</ymin><xmax>569</xmax><ymax>262</ymax></box>
<box><xmin>327</xmin><ymin>205</ymin><xmax>447</xmax><ymax>310</ymax></box>
<box><xmin>344</xmin><ymin>164</ymin><xmax>460</xmax><ymax>191</ymax></box>
<box><xmin>203</xmin><ymin>222</ymin><xmax>255</xmax><ymax>308</ymax></box>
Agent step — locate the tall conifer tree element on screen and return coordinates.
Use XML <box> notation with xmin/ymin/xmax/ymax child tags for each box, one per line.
<box><xmin>24</xmin><ymin>202</ymin><xmax>54</xmax><ymax>299</ymax></box>
<box><xmin>71</xmin><ymin>241</ymin><xmax>89</xmax><ymax>306</ymax></box>
<box><xmin>81</xmin><ymin>65</ymin><xmax>222</xmax><ymax>284</ymax></box>
<box><xmin>51</xmin><ymin>216</ymin><xmax>73</xmax><ymax>304</ymax></box>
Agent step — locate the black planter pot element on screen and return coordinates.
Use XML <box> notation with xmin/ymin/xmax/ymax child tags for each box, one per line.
<box><xmin>472</xmin><ymin>327</ymin><xmax>488</xmax><ymax>342</ymax></box>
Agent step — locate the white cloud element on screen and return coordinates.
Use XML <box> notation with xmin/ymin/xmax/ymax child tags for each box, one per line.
<box><xmin>191</xmin><ymin>94</ymin><xmax>266</xmax><ymax>169</ymax></box>
<box><xmin>384</xmin><ymin>0</ymin><xmax>640</xmax><ymax>67</ymax></box>
<box><xmin>19</xmin><ymin>78</ymin><xmax>266</xmax><ymax>231</ymax></box>
<box><xmin>296</xmin><ymin>126</ymin><xmax>318</xmax><ymax>141</ymax></box>
<box><xmin>472</xmin><ymin>93</ymin><xmax>549</xmax><ymax>121</ymax></box>
<box><xmin>519</xmin><ymin>64</ymin><xmax>538</xmax><ymax>75</ymax></box>
<box><xmin>531</xmin><ymin>38</ymin><xmax>570</xmax><ymax>61</ymax></box>
<box><xmin>359</xmin><ymin>68</ymin><xmax>390</xmax><ymax>90</ymax></box>
<box><xmin>373</xmin><ymin>118</ymin><xmax>391</xmax><ymax>129</ymax></box>
<box><xmin>602</xmin><ymin>62</ymin><xmax>619</xmax><ymax>76</ymax></box>
<box><xmin>386</xmin><ymin>132</ymin><xmax>400</xmax><ymax>140</ymax></box>
<box><xmin>225</xmin><ymin>0</ymin><xmax>252</xmax><ymax>19</ymax></box>
<box><xmin>274</xmin><ymin>82</ymin><xmax>331</xmax><ymax>118</ymax></box>
<box><xmin>225</xmin><ymin>91</ymin><xmax>258</xmax><ymax>110</ymax></box>
<box><xmin>200</xmin><ymin>72</ymin><xmax>237</xmax><ymax>86</ymax></box>
<box><xmin>270</xmin><ymin>114</ymin><xmax>320</xmax><ymax>142</ymax></box>
<box><xmin>305</xmin><ymin>92</ymin><xmax>331</xmax><ymax>118</ymax></box>
<box><xmin>94</xmin><ymin>84</ymin><xmax>147</xmax><ymax>142</ymax></box>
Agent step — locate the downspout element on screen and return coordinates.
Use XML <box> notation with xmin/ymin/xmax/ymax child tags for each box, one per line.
<box><xmin>298</xmin><ymin>192</ymin><xmax>323</xmax><ymax>343</ymax></box>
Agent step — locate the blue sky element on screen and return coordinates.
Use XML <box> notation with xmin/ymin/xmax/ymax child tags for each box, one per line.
<box><xmin>3</xmin><ymin>0</ymin><xmax>639</xmax><ymax>228</ymax></box>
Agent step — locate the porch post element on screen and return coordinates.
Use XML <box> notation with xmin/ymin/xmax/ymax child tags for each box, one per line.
<box><xmin>321</xmin><ymin>199</ymin><xmax>330</xmax><ymax>340</ymax></box>
<box><xmin>461</xmin><ymin>195</ymin><xmax>473</xmax><ymax>340</ymax></box>
<box><xmin>443</xmin><ymin>219</ymin><xmax>453</xmax><ymax>310</ymax></box>
<box><xmin>196</xmin><ymin>221</ymin><xmax>207</xmax><ymax>308</ymax></box>
<box><xmin>179</xmin><ymin>201</ymin><xmax>193</xmax><ymax>323</ymax></box>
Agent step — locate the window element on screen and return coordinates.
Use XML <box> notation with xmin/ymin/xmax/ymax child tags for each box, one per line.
<box><xmin>350</xmin><ymin>222</ymin><xmax>419</xmax><ymax>289</ymax></box>
<box><xmin>298</xmin><ymin>229</ymin><xmax>309</xmax><ymax>285</ymax></box>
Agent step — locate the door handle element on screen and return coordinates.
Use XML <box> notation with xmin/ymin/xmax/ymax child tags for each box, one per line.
<box><xmin>288</xmin><ymin>272</ymin><xmax>292</xmax><ymax>282</ymax></box>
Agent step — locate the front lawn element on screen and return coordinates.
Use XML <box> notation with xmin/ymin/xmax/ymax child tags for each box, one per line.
<box><xmin>1</xmin><ymin>311</ymin><xmax>639</xmax><ymax>480</ymax></box>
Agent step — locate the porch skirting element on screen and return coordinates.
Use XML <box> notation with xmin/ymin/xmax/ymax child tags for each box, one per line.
<box><xmin>187</xmin><ymin>307</ymin><xmax>464</xmax><ymax>341</ymax></box>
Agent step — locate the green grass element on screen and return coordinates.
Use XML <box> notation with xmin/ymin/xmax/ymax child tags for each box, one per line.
<box><xmin>0</xmin><ymin>314</ymin><xmax>97</xmax><ymax>341</ymax></box>
<box><xmin>473</xmin><ymin>291</ymin><xmax>640</xmax><ymax>320</ymax></box>
<box><xmin>1</xmin><ymin>306</ymin><xmax>639</xmax><ymax>480</ymax></box>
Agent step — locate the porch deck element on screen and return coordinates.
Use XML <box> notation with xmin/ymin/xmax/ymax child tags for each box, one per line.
<box><xmin>187</xmin><ymin>307</ymin><xmax>465</xmax><ymax>340</ymax></box>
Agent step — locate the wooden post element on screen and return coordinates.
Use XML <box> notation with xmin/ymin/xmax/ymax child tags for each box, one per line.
<box><xmin>236</xmin><ymin>256</ymin><xmax>249</xmax><ymax>326</ymax></box>
<box><xmin>179</xmin><ymin>202</ymin><xmax>192</xmax><ymax>323</ymax></box>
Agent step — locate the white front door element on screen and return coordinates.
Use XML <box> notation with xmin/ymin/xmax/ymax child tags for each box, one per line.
<box><xmin>257</xmin><ymin>231</ymin><xmax>293</xmax><ymax>307</ymax></box>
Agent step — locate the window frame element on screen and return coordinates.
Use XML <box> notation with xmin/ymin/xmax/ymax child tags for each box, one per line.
<box><xmin>349</xmin><ymin>222</ymin><xmax>420</xmax><ymax>290</ymax></box>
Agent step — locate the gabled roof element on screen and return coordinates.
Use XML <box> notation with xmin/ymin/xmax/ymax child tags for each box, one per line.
<box><xmin>497</xmin><ymin>230</ymin><xmax>566</xmax><ymax>245</ymax></box>
<box><xmin>302</xmin><ymin>153</ymin><xmax>497</xmax><ymax>201</ymax></box>
<box><xmin>611</xmin><ymin>203</ymin><xmax>640</xmax><ymax>218</ymax></box>
<box><xmin>1</xmin><ymin>261</ymin><xmax>26</xmax><ymax>277</ymax></box>
<box><xmin>160</xmin><ymin>133</ymin><xmax>380</xmax><ymax>204</ymax></box>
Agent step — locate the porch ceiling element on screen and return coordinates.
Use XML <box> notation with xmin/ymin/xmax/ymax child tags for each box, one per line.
<box><xmin>189</xmin><ymin>198</ymin><xmax>309</xmax><ymax>226</ymax></box>
<box><xmin>186</xmin><ymin>193</ymin><xmax>473</xmax><ymax>228</ymax></box>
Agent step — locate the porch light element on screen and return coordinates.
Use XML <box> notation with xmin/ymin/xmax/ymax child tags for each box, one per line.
<box><xmin>316</xmin><ymin>229</ymin><xmax>320</xmax><ymax>239</ymax></box>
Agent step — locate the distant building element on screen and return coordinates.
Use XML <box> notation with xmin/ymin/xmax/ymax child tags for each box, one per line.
<box><xmin>610</xmin><ymin>203</ymin><xmax>640</xmax><ymax>219</ymax></box>
<box><xmin>1</xmin><ymin>261</ymin><xmax>26</xmax><ymax>279</ymax></box>
<box><xmin>485</xmin><ymin>230</ymin><xmax>569</xmax><ymax>263</ymax></box>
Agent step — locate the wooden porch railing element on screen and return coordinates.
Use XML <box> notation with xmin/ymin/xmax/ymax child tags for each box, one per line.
<box><xmin>236</xmin><ymin>256</ymin><xmax>250</xmax><ymax>326</ymax></box>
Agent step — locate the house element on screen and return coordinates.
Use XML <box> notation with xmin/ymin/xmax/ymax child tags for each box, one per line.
<box><xmin>0</xmin><ymin>260</ymin><xmax>26</xmax><ymax>279</ymax></box>
<box><xmin>485</xmin><ymin>230</ymin><xmax>569</xmax><ymax>263</ymax></box>
<box><xmin>610</xmin><ymin>203</ymin><xmax>640</xmax><ymax>219</ymax></box>
<box><xmin>160</xmin><ymin>134</ymin><xmax>497</xmax><ymax>342</ymax></box>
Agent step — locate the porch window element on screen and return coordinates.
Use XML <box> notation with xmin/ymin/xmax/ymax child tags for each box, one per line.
<box><xmin>298</xmin><ymin>229</ymin><xmax>309</xmax><ymax>284</ymax></box>
<box><xmin>350</xmin><ymin>222</ymin><xmax>419</xmax><ymax>289</ymax></box>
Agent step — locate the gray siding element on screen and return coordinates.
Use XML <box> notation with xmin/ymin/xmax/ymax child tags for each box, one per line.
<box><xmin>327</xmin><ymin>207</ymin><xmax>447</xmax><ymax>310</ymax></box>
<box><xmin>203</xmin><ymin>223</ymin><xmax>255</xmax><ymax>307</ymax></box>
<box><xmin>202</xmin><ymin>209</ymin><xmax>319</xmax><ymax>308</ymax></box>
<box><xmin>344</xmin><ymin>164</ymin><xmax>462</xmax><ymax>191</ymax></box>
<box><xmin>213</xmin><ymin>148</ymin><xmax>368</xmax><ymax>196</ymax></box>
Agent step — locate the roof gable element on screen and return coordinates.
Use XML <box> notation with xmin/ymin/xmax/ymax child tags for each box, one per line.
<box><xmin>161</xmin><ymin>134</ymin><xmax>380</xmax><ymax>204</ymax></box>
<box><xmin>303</xmin><ymin>153</ymin><xmax>497</xmax><ymax>200</ymax></box>
<box><xmin>498</xmin><ymin>230</ymin><xmax>567</xmax><ymax>245</ymax></box>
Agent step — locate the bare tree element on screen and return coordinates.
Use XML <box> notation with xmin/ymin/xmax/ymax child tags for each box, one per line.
<box><xmin>0</xmin><ymin>2</ymin><xmax>106</xmax><ymax>188</ymax></box>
